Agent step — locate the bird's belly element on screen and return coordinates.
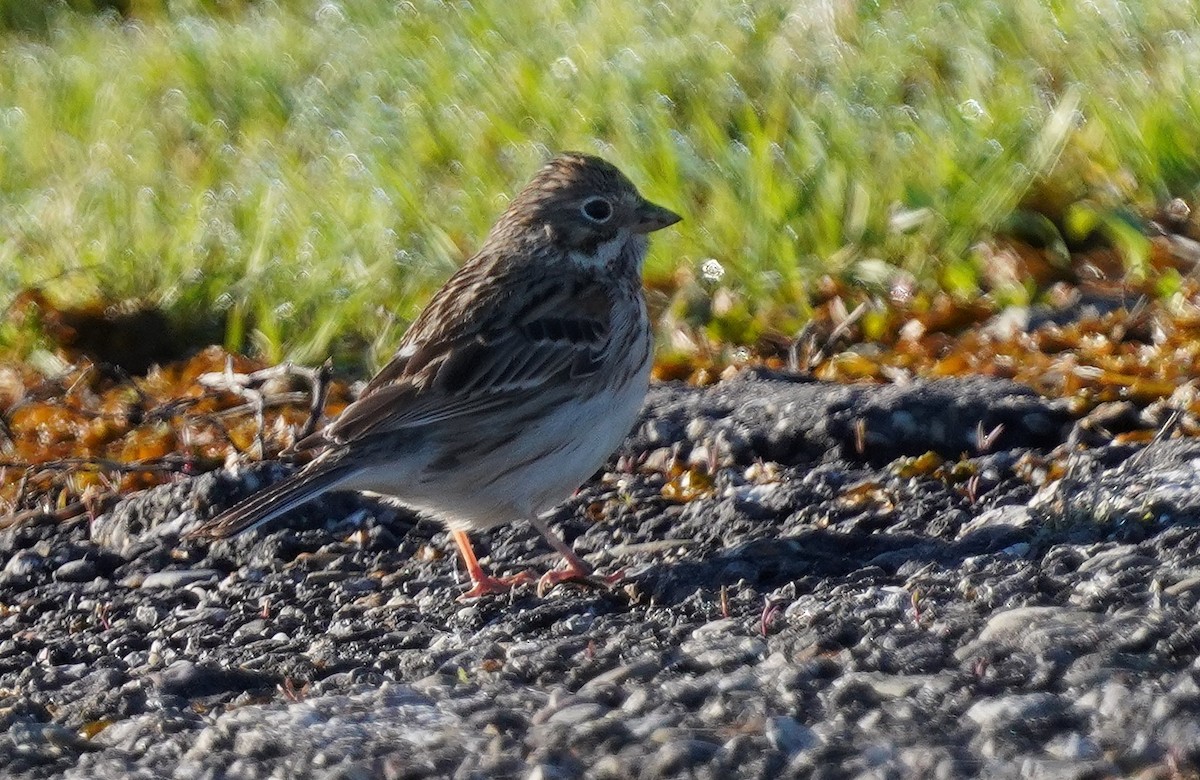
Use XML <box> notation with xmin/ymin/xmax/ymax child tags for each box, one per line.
<box><xmin>354</xmin><ymin>361</ymin><xmax>651</xmax><ymax>531</ymax></box>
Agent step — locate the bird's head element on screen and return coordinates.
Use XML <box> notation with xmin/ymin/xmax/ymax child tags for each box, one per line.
<box><xmin>488</xmin><ymin>152</ymin><xmax>681</xmax><ymax>262</ymax></box>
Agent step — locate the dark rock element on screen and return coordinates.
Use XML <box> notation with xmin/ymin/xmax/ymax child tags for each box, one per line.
<box><xmin>53</xmin><ymin>559</ymin><xmax>98</xmax><ymax>582</ymax></box>
<box><xmin>152</xmin><ymin>660</ymin><xmax>277</xmax><ymax>698</ymax></box>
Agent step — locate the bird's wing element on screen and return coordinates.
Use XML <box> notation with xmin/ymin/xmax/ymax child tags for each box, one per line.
<box><xmin>322</xmin><ymin>268</ymin><xmax>614</xmax><ymax>445</ymax></box>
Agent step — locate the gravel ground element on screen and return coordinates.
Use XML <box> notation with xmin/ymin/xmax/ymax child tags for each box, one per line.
<box><xmin>4</xmin><ymin>370</ymin><xmax>1200</xmax><ymax>779</ymax></box>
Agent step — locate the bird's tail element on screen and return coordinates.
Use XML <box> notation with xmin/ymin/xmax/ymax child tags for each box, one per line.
<box><xmin>187</xmin><ymin>461</ymin><xmax>356</xmax><ymax>540</ymax></box>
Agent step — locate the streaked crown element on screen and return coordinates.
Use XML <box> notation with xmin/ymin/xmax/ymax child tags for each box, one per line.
<box><xmin>486</xmin><ymin>152</ymin><xmax>680</xmax><ymax>253</ymax></box>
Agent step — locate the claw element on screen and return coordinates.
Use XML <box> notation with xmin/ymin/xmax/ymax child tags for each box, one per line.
<box><xmin>452</xmin><ymin>529</ymin><xmax>535</xmax><ymax>601</ymax></box>
<box><xmin>457</xmin><ymin>570</ymin><xmax>536</xmax><ymax>601</ymax></box>
<box><xmin>536</xmin><ymin>566</ymin><xmax>625</xmax><ymax>597</ymax></box>
<box><xmin>526</xmin><ymin>515</ymin><xmax>624</xmax><ymax>596</ymax></box>
<box><xmin>450</xmin><ymin>525</ymin><xmax>623</xmax><ymax>600</ymax></box>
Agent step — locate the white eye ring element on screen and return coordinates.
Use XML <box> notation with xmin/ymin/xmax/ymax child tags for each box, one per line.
<box><xmin>581</xmin><ymin>197</ymin><xmax>613</xmax><ymax>223</ymax></box>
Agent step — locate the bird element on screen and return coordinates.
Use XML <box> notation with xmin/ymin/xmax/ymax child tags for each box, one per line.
<box><xmin>187</xmin><ymin>152</ymin><xmax>681</xmax><ymax>599</ymax></box>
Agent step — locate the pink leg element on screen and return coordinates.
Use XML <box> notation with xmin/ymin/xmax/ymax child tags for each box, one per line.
<box><xmin>451</xmin><ymin>529</ymin><xmax>534</xmax><ymax>600</ymax></box>
<box><xmin>527</xmin><ymin>516</ymin><xmax>624</xmax><ymax>596</ymax></box>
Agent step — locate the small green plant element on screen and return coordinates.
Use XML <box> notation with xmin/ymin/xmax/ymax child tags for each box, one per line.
<box><xmin>2</xmin><ymin>0</ymin><xmax>1198</xmax><ymax>372</ymax></box>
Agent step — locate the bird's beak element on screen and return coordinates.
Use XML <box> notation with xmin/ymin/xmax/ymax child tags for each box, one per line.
<box><xmin>632</xmin><ymin>200</ymin><xmax>682</xmax><ymax>234</ymax></box>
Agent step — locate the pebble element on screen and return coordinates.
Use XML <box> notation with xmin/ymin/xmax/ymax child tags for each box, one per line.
<box><xmin>679</xmin><ymin>635</ymin><xmax>766</xmax><ymax>671</ymax></box>
<box><xmin>766</xmin><ymin>715</ymin><xmax>819</xmax><ymax>756</ymax></box>
<box><xmin>545</xmin><ymin>703</ymin><xmax>606</xmax><ymax>728</ymax></box>
<box><xmin>646</xmin><ymin>739</ymin><xmax>722</xmax><ymax>777</ymax></box>
<box><xmin>53</xmin><ymin>559</ymin><xmax>98</xmax><ymax>582</ymax></box>
<box><xmin>139</xmin><ymin>569</ymin><xmax>221</xmax><ymax>589</ymax></box>
<box><xmin>4</xmin><ymin>549</ymin><xmax>44</xmax><ymax>577</ymax></box>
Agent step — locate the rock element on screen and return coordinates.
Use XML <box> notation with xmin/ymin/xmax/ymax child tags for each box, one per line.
<box><xmin>139</xmin><ymin>569</ymin><xmax>221</xmax><ymax>589</ymax></box>
<box><xmin>53</xmin><ymin>559</ymin><xmax>98</xmax><ymax>582</ymax></box>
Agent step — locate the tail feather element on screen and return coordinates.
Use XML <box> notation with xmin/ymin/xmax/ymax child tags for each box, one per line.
<box><xmin>187</xmin><ymin>462</ymin><xmax>355</xmax><ymax>540</ymax></box>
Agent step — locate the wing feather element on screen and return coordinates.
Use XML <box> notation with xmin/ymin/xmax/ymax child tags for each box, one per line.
<box><xmin>322</xmin><ymin>269</ymin><xmax>613</xmax><ymax>445</ymax></box>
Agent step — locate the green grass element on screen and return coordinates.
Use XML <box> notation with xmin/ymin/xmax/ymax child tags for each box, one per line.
<box><xmin>2</xmin><ymin>0</ymin><xmax>1200</xmax><ymax>372</ymax></box>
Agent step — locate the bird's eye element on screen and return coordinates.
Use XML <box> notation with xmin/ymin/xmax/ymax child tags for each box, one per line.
<box><xmin>581</xmin><ymin>197</ymin><xmax>613</xmax><ymax>223</ymax></box>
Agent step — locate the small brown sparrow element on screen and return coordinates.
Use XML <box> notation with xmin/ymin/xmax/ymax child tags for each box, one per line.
<box><xmin>188</xmin><ymin>152</ymin><xmax>680</xmax><ymax>598</ymax></box>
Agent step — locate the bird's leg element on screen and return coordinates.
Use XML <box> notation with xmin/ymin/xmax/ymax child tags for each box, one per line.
<box><xmin>527</xmin><ymin>516</ymin><xmax>624</xmax><ymax>596</ymax></box>
<box><xmin>451</xmin><ymin>529</ymin><xmax>534</xmax><ymax>600</ymax></box>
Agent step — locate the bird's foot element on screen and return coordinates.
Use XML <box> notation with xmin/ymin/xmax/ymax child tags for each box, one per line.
<box><xmin>536</xmin><ymin>566</ymin><xmax>625</xmax><ymax>597</ymax></box>
<box><xmin>456</xmin><ymin>570</ymin><xmax>536</xmax><ymax>601</ymax></box>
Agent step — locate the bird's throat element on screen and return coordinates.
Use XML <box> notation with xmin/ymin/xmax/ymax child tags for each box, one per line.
<box><xmin>568</xmin><ymin>231</ymin><xmax>646</xmax><ymax>275</ymax></box>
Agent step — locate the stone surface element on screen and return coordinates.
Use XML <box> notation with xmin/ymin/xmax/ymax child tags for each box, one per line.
<box><xmin>3</xmin><ymin>373</ymin><xmax>1200</xmax><ymax>779</ymax></box>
